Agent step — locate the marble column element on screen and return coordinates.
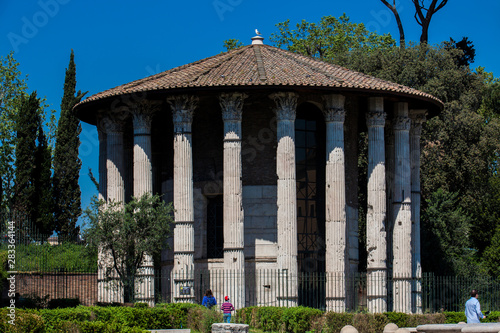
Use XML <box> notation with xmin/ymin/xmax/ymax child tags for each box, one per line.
<box><xmin>323</xmin><ymin>94</ymin><xmax>347</xmax><ymax>312</ymax></box>
<box><xmin>366</xmin><ymin>97</ymin><xmax>388</xmax><ymax>313</ymax></box>
<box><xmin>220</xmin><ymin>92</ymin><xmax>247</xmax><ymax>310</ymax></box>
<box><xmin>270</xmin><ymin>92</ymin><xmax>298</xmax><ymax>307</ymax></box>
<box><xmin>410</xmin><ymin>109</ymin><xmax>426</xmax><ymax>314</ymax></box>
<box><xmin>168</xmin><ymin>95</ymin><xmax>198</xmax><ymax>303</ymax></box>
<box><xmin>99</xmin><ymin>114</ymin><xmax>126</xmax><ymax>303</ymax></box>
<box><xmin>105</xmin><ymin>116</ymin><xmax>126</xmax><ymax>205</ymax></box>
<box><xmin>96</xmin><ymin>117</ymin><xmax>108</xmax><ymax>303</ymax></box>
<box><xmin>392</xmin><ymin>102</ymin><xmax>412</xmax><ymax>314</ymax></box>
<box><xmin>132</xmin><ymin>103</ymin><xmax>156</xmax><ymax>306</ymax></box>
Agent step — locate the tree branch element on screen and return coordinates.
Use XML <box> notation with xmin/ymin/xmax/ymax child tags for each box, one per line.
<box><xmin>380</xmin><ymin>0</ymin><xmax>406</xmax><ymax>48</ymax></box>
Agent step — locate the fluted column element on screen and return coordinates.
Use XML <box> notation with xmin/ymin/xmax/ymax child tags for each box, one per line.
<box><xmin>132</xmin><ymin>102</ymin><xmax>157</xmax><ymax>306</ymax></box>
<box><xmin>105</xmin><ymin>116</ymin><xmax>126</xmax><ymax>204</ymax></box>
<box><xmin>392</xmin><ymin>102</ymin><xmax>412</xmax><ymax>313</ymax></box>
<box><xmin>270</xmin><ymin>92</ymin><xmax>298</xmax><ymax>306</ymax></box>
<box><xmin>323</xmin><ymin>94</ymin><xmax>347</xmax><ymax>312</ymax></box>
<box><xmin>410</xmin><ymin>109</ymin><xmax>426</xmax><ymax>314</ymax></box>
<box><xmin>96</xmin><ymin>116</ymin><xmax>108</xmax><ymax>303</ymax></box>
<box><xmin>133</xmin><ymin>106</ymin><xmax>154</xmax><ymax>196</ymax></box>
<box><xmin>366</xmin><ymin>97</ymin><xmax>387</xmax><ymax>313</ymax></box>
<box><xmin>168</xmin><ymin>95</ymin><xmax>198</xmax><ymax>303</ymax></box>
<box><xmin>99</xmin><ymin>114</ymin><xmax>127</xmax><ymax>303</ymax></box>
<box><xmin>220</xmin><ymin>92</ymin><xmax>247</xmax><ymax>310</ymax></box>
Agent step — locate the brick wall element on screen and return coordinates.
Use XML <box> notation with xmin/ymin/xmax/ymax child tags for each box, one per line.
<box><xmin>15</xmin><ymin>272</ymin><xmax>97</xmax><ymax>306</ymax></box>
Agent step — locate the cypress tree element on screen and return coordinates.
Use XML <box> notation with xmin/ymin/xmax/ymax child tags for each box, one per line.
<box><xmin>33</xmin><ymin>114</ymin><xmax>54</xmax><ymax>238</ymax></box>
<box><xmin>52</xmin><ymin>50</ymin><xmax>86</xmax><ymax>240</ymax></box>
<box><xmin>13</xmin><ymin>92</ymin><xmax>39</xmax><ymax>224</ymax></box>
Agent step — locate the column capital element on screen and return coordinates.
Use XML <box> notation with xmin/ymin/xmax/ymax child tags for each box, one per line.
<box><xmin>410</xmin><ymin>109</ymin><xmax>427</xmax><ymax>136</ymax></box>
<box><xmin>132</xmin><ymin>101</ymin><xmax>160</xmax><ymax>135</ymax></box>
<box><xmin>323</xmin><ymin>94</ymin><xmax>346</xmax><ymax>123</ymax></box>
<box><xmin>219</xmin><ymin>92</ymin><xmax>247</xmax><ymax>122</ymax></box>
<box><xmin>366</xmin><ymin>111</ymin><xmax>386</xmax><ymax>127</ymax></box>
<box><xmin>98</xmin><ymin>112</ymin><xmax>127</xmax><ymax>134</ymax></box>
<box><xmin>168</xmin><ymin>95</ymin><xmax>198</xmax><ymax>133</ymax></box>
<box><xmin>270</xmin><ymin>92</ymin><xmax>298</xmax><ymax>121</ymax></box>
<box><xmin>393</xmin><ymin>116</ymin><xmax>411</xmax><ymax>131</ymax></box>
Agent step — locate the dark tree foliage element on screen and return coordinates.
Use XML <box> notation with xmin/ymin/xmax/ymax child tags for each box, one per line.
<box><xmin>32</xmin><ymin>115</ymin><xmax>54</xmax><ymax>236</ymax></box>
<box><xmin>482</xmin><ymin>176</ymin><xmax>500</xmax><ymax>278</ymax></box>
<box><xmin>482</xmin><ymin>82</ymin><xmax>500</xmax><ymax>119</ymax></box>
<box><xmin>13</xmin><ymin>92</ymin><xmax>39</xmax><ymax>218</ymax></box>
<box><xmin>446</xmin><ymin>37</ymin><xmax>476</xmax><ymax>68</ymax></box>
<box><xmin>52</xmin><ymin>50</ymin><xmax>86</xmax><ymax>239</ymax></box>
<box><xmin>420</xmin><ymin>189</ymin><xmax>474</xmax><ymax>276</ymax></box>
<box><xmin>263</xmin><ymin>15</ymin><xmax>500</xmax><ymax>277</ymax></box>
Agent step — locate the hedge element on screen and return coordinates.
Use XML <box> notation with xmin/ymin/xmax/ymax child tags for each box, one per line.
<box><xmin>0</xmin><ymin>304</ymin><xmax>492</xmax><ymax>333</ymax></box>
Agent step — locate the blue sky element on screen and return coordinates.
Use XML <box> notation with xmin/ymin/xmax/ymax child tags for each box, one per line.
<box><xmin>1</xmin><ymin>0</ymin><xmax>499</xmax><ymax>227</ymax></box>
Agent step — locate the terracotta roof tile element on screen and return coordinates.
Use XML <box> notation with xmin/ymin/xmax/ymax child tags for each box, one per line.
<box><xmin>75</xmin><ymin>44</ymin><xmax>443</xmax><ymax>114</ymax></box>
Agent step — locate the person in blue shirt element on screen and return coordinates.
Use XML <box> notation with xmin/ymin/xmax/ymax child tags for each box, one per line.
<box><xmin>202</xmin><ymin>289</ymin><xmax>217</xmax><ymax>309</ymax></box>
<box><xmin>465</xmin><ymin>289</ymin><xmax>485</xmax><ymax>323</ymax></box>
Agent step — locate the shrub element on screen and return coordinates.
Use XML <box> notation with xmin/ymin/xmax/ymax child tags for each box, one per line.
<box><xmin>47</xmin><ymin>298</ymin><xmax>81</xmax><ymax>309</ymax></box>
<box><xmin>443</xmin><ymin>311</ymin><xmax>466</xmax><ymax>323</ymax></box>
<box><xmin>134</xmin><ymin>302</ymin><xmax>149</xmax><ymax>308</ymax></box>
<box><xmin>0</xmin><ymin>308</ymin><xmax>45</xmax><ymax>333</ymax></box>
<box><xmin>484</xmin><ymin>311</ymin><xmax>500</xmax><ymax>322</ymax></box>
<box><xmin>407</xmin><ymin>313</ymin><xmax>446</xmax><ymax>326</ymax></box>
<box><xmin>324</xmin><ymin>312</ymin><xmax>354</xmax><ymax>333</ymax></box>
<box><xmin>258</xmin><ymin>306</ymin><xmax>286</xmax><ymax>332</ymax></box>
<box><xmin>385</xmin><ymin>312</ymin><xmax>410</xmax><ymax>327</ymax></box>
<box><xmin>14</xmin><ymin>242</ymin><xmax>97</xmax><ymax>272</ymax></box>
<box><xmin>352</xmin><ymin>313</ymin><xmax>388</xmax><ymax>333</ymax></box>
<box><xmin>18</xmin><ymin>293</ymin><xmax>49</xmax><ymax>309</ymax></box>
<box><xmin>199</xmin><ymin>307</ymin><xmax>224</xmax><ymax>332</ymax></box>
<box><xmin>0</xmin><ymin>250</ymin><xmax>8</xmax><ymax>292</ymax></box>
<box><xmin>282</xmin><ymin>306</ymin><xmax>324</xmax><ymax>333</ymax></box>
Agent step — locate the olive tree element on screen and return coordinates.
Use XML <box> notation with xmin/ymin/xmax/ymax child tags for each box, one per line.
<box><xmin>84</xmin><ymin>193</ymin><xmax>173</xmax><ymax>302</ymax></box>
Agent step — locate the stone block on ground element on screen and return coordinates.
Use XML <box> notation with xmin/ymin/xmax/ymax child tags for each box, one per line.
<box><xmin>211</xmin><ymin>323</ymin><xmax>249</xmax><ymax>333</ymax></box>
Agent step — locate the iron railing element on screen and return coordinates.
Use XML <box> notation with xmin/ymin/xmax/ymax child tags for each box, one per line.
<box><xmin>2</xmin><ymin>212</ymin><xmax>500</xmax><ymax>311</ymax></box>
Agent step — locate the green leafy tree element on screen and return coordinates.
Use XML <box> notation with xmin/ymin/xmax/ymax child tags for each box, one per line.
<box><xmin>0</xmin><ymin>52</ymin><xmax>28</xmax><ymax>211</ymax></box>
<box><xmin>52</xmin><ymin>50</ymin><xmax>86</xmax><ymax>239</ymax></box>
<box><xmin>223</xmin><ymin>38</ymin><xmax>243</xmax><ymax>52</ymax></box>
<box><xmin>83</xmin><ymin>193</ymin><xmax>173</xmax><ymax>303</ymax></box>
<box><xmin>269</xmin><ymin>14</ymin><xmax>395</xmax><ymax>63</ymax></box>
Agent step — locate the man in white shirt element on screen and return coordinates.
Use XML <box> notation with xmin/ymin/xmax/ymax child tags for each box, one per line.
<box><xmin>465</xmin><ymin>289</ymin><xmax>485</xmax><ymax>323</ymax></box>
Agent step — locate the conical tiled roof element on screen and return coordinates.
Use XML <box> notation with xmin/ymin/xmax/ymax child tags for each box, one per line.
<box><xmin>74</xmin><ymin>41</ymin><xmax>443</xmax><ymax>121</ymax></box>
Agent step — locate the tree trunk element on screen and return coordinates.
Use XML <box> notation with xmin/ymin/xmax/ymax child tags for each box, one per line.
<box><xmin>420</xmin><ymin>21</ymin><xmax>430</xmax><ymax>44</ymax></box>
<box><xmin>380</xmin><ymin>0</ymin><xmax>406</xmax><ymax>48</ymax></box>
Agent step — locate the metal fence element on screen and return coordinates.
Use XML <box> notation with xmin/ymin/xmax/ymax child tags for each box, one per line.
<box><xmin>4</xmin><ymin>261</ymin><xmax>500</xmax><ymax>311</ymax></box>
<box><xmin>2</xmin><ymin>212</ymin><xmax>500</xmax><ymax>311</ymax></box>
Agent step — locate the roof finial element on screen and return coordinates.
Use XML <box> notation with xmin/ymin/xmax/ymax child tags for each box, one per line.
<box><xmin>251</xmin><ymin>29</ymin><xmax>264</xmax><ymax>45</ymax></box>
